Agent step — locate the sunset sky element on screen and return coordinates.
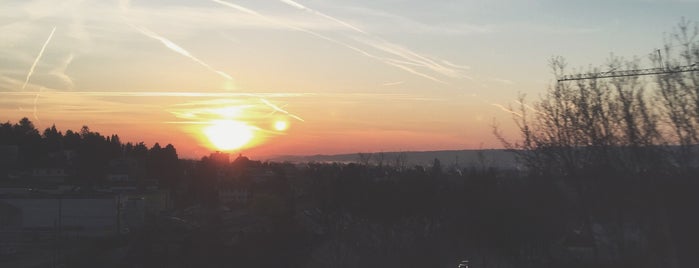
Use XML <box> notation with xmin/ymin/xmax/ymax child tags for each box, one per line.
<box><xmin>1</xmin><ymin>0</ymin><xmax>696</xmax><ymax>158</ymax></box>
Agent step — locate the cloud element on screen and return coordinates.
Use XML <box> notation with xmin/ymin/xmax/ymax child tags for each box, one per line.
<box><xmin>0</xmin><ymin>91</ymin><xmax>308</xmax><ymax>98</ymax></box>
<box><xmin>337</xmin><ymin>5</ymin><xmax>493</xmax><ymax>36</ymax></box>
<box><xmin>3</xmin><ymin>0</ymin><xmax>475</xmax><ymax>90</ymax></box>
<box><xmin>382</xmin><ymin>81</ymin><xmax>404</xmax><ymax>86</ymax></box>
<box><xmin>357</xmin><ymin>37</ymin><xmax>470</xmax><ymax>79</ymax></box>
<box><xmin>274</xmin><ymin>0</ymin><xmax>472</xmax><ymax>81</ymax></box>
<box><xmin>278</xmin><ymin>0</ymin><xmax>366</xmax><ymax>34</ymax></box>
<box><xmin>128</xmin><ymin>24</ymin><xmax>234</xmax><ymax>80</ymax></box>
<box><xmin>260</xmin><ymin>98</ymin><xmax>305</xmax><ymax>122</ymax></box>
<box><xmin>440</xmin><ymin>60</ymin><xmax>471</xmax><ymax>70</ymax></box>
<box><xmin>49</xmin><ymin>53</ymin><xmax>74</xmax><ymax>89</ymax></box>
<box><xmin>214</xmin><ymin>0</ymin><xmax>463</xmax><ymax>84</ymax></box>
<box><xmin>491</xmin><ymin>103</ymin><xmax>522</xmax><ymax>117</ymax></box>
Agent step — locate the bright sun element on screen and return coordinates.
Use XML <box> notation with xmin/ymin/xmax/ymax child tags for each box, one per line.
<box><xmin>204</xmin><ymin>120</ymin><xmax>254</xmax><ymax>151</ymax></box>
<box><xmin>274</xmin><ymin>120</ymin><xmax>288</xmax><ymax>131</ymax></box>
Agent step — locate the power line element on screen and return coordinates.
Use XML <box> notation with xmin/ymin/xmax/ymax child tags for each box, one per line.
<box><xmin>557</xmin><ymin>63</ymin><xmax>699</xmax><ymax>82</ymax></box>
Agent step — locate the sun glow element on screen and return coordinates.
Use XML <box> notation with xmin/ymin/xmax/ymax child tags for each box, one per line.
<box><xmin>203</xmin><ymin>120</ymin><xmax>255</xmax><ymax>151</ymax></box>
<box><xmin>274</xmin><ymin>120</ymin><xmax>289</xmax><ymax>131</ymax></box>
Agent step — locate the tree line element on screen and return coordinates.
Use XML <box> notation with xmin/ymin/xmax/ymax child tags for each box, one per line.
<box><xmin>0</xmin><ymin>117</ymin><xmax>180</xmax><ymax>188</ymax></box>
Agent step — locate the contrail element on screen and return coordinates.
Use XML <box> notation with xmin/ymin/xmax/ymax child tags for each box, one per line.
<box><xmin>130</xmin><ymin>24</ymin><xmax>233</xmax><ymax>80</ymax></box>
<box><xmin>23</xmin><ymin>26</ymin><xmax>57</xmax><ymax>121</ymax></box>
<box><xmin>441</xmin><ymin>59</ymin><xmax>471</xmax><ymax>70</ymax></box>
<box><xmin>384</xmin><ymin>60</ymin><xmax>448</xmax><ymax>84</ymax></box>
<box><xmin>358</xmin><ymin>37</ymin><xmax>467</xmax><ymax>79</ymax></box>
<box><xmin>278</xmin><ymin>0</ymin><xmax>366</xmax><ymax>34</ymax></box>
<box><xmin>49</xmin><ymin>53</ymin><xmax>74</xmax><ymax>89</ymax></box>
<box><xmin>33</xmin><ymin>91</ymin><xmax>42</xmax><ymax>121</ymax></box>
<box><xmin>382</xmin><ymin>81</ymin><xmax>404</xmax><ymax>86</ymax></box>
<box><xmin>0</xmin><ymin>91</ymin><xmax>309</xmax><ymax>98</ymax></box>
<box><xmin>260</xmin><ymin>98</ymin><xmax>305</xmax><ymax>122</ymax></box>
<box><xmin>491</xmin><ymin>103</ymin><xmax>522</xmax><ymax>117</ymax></box>
<box><xmin>134</xmin><ymin>14</ymin><xmax>302</xmax><ymax>120</ymax></box>
<box><xmin>276</xmin><ymin>0</ymin><xmax>468</xmax><ymax>80</ymax></box>
<box><xmin>22</xmin><ymin>26</ymin><xmax>56</xmax><ymax>90</ymax></box>
<box><xmin>213</xmin><ymin>0</ymin><xmax>446</xmax><ymax>84</ymax></box>
<box><xmin>212</xmin><ymin>0</ymin><xmax>262</xmax><ymax>16</ymax></box>
<box><xmin>515</xmin><ymin>100</ymin><xmax>543</xmax><ymax>115</ymax></box>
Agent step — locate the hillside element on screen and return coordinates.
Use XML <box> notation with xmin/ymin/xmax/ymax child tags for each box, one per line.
<box><xmin>265</xmin><ymin>149</ymin><xmax>519</xmax><ymax>169</ymax></box>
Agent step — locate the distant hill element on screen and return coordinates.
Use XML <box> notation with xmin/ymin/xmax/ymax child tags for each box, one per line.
<box><xmin>265</xmin><ymin>149</ymin><xmax>519</xmax><ymax>169</ymax></box>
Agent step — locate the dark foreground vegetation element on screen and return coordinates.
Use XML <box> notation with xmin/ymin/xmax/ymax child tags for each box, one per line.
<box><xmin>1</xmin><ymin>116</ymin><xmax>697</xmax><ymax>267</ymax></box>
<box><xmin>1</xmin><ymin>20</ymin><xmax>698</xmax><ymax>268</ymax></box>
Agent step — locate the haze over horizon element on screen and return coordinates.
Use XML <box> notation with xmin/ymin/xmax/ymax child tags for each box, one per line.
<box><xmin>1</xmin><ymin>0</ymin><xmax>696</xmax><ymax>159</ymax></box>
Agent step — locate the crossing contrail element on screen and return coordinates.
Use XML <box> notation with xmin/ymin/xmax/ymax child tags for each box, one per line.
<box><xmin>212</xmin><ymin>0</ymin><xmax>446</xmax><ymax>84</ymax></box>
<box><xmin>22</xmin><ymin>26</ymin><xmax>56</xmax><ymax>90</ymax></box>
<box><xmin>276</xmin><ymin>0</ymin><xmax>468</xmax><ymax>79</ymax></box>
<box><xmin>49</xmin><ymin>53</ymin><xmax>75</xmax><ymax>89</ymax></box>
<box><xmin>260</xmin><ymin>98</ymin><xmax>305</xmax><ymax>122</ymax></box>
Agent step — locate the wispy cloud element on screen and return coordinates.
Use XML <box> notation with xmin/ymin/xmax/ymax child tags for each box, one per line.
<box><xmin>491</xmin><ymin>103</ymin><xmax>522</xmax><ymax>117</ymax></box>
<box><xmin>382</xmin><ymin>81</ymin><xmax>404</xmax><ymax>86</ymax></box>
<box><xmin>128</xmin><ymin>24</ymin><xmax>233</xmax><ymax>80</ymax></box>
<box><xmin>211</xmin><ymin>0</ymin><xmax>262</xmax><ymax>16</ymax></box>
<box><xmin>276</xmin><ymin>0</ymin><xmax>471</xmax><ymax>81</ymax></box>
<box><xmin>515</xmin><ymin>100</ymin><xmax>543</xmax><ymax>115</ymax></box>
<box><xmin>49</xmin><ymin>53</ymin><xmax>74</xmax><ymax>89</ymax></box>
<box><xmin>355</xmin><ymin>37</ymin><xmax>470</xmax><ymax>80</ymax></box>
<box><xmin>337</xmin><ymin>5</ymin><xmax>493</xmax><ymax>36</ymax></box>
<box><xmin>0</xmin><ymin>91</ymin><xmax>308</xmax><ymax>98</ymax></box>
<box><xmin>214</xmin><ymin>0</ymin><xmax>452</xmax><ymax>84</ymax></box>
<box><xmin>278</xmin><ymin>0</ymin><xmax>366</xmax><ymax>34</ymax></box>
<box><xmin>440</xmin><ymin>59</ymin><xmax>471</xmax><ymax>70</ymax></box>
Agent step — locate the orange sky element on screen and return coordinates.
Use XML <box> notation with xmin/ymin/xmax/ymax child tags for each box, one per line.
<box><xmin>1</xmin><ymin>0</ymin><xmax>692</xmax><ymax>159</ymax></box>
<box><xmin>0</xmin><ymin>91</ymin><xmax>517</xmax><ymax>159</ymax></box>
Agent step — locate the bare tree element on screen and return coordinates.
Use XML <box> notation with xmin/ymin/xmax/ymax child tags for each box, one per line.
<box><xmin>393</xmin><ymin>152</ymin><xmax>408</xmax><ymax>171</ymax></box>
<box><xmin>357</xmin><ymin>152</ymin><xmax>373</xmax><ymax>166</ymax></box>
<box><xmin>653</xmin><ymin>18</ymin><xmax>699</xmax><ymax>169</ymax></box>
